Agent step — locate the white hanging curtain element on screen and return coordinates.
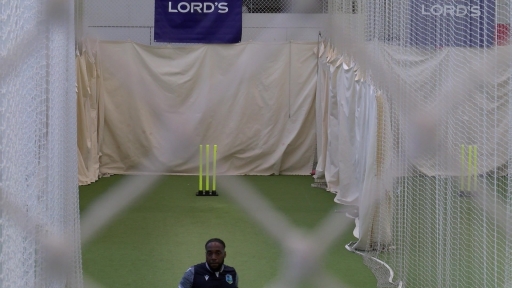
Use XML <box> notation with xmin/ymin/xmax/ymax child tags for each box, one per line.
<box><xmin>77</xmin><ymin>41</ymin><xmax>318</xmax><ymax>180</ymax></box>
<box><xmin>314</xmin><ymin>42</ymin><xmax>393</xmax><ymax>249</ymax></box>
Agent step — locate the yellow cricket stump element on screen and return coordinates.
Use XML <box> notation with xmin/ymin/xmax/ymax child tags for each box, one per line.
<box><xmin>212</xmin><ymin>145</ymin><xmax>217</xmax><ymax>194</ymax></box>
<box><xmin>206</xmin><ymin>144</ymin><xmax>209</xmax><ymax>192</ymax></box>
<box><xmin>196</xmin><ymin>144</ymin><xmax>219</xmax><ymax>196</ymax></box>
<box><xmin>198</xmin><ymin>145</ymin><xmax>203</xmax><ymax>194</ymax></box>
<box><xmin>460</xmin><ymin>145</ymin><xmax>465</xmax><ymax>192</ymax></box>
<box><xmin>460</xmin><ymin>144</ymin><xmax>478</xmax><ymax>195</ymax></box>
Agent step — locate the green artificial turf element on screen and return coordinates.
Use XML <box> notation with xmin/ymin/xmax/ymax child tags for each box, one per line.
<box><xmin>79</xmin><ymin>175</ymin><xmax>377</xmax><ymax>288</ymax></box>
<box><xmin>380</xmin><ymin>176</ymin><xmax>510</xmax><ymax>288</ymax></box>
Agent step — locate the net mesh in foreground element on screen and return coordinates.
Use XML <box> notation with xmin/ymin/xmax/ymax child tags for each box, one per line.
<box><xmin>318</xmin><ymin>0</ymin><xmax>512</xmax><ymax>287</ymax></box>
<box><xmin>0</xmin><ymin>0</ymin><xmax>82</xmax><ymax>287</ymax></box>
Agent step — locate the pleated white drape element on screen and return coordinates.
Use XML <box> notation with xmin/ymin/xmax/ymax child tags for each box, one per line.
<box><xmin>314</xmin><ymin>42</ymin><xmax>392</xmax><ymax>248</ymax></box>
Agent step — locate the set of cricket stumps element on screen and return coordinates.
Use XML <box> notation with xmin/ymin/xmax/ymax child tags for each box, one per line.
<box><xmin>197</xmin><ymin>144</ymin><xmax>218</xmax><ymax>196</ymax></box>
<box><xmin>459</xmin><ymin>144</ymin><xmax>478</xmax><ymax>196</ymax></box>
<box><xmin>195</xmin><ymin>144</ymin><xmax>478</xmax><ymax>196</ymax></box>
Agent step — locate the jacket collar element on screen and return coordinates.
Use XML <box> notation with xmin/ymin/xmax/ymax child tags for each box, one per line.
<box><xmin>205</xmin><ymin>263</ymin><xmax>224</xmax><ymax>273</ymax></box>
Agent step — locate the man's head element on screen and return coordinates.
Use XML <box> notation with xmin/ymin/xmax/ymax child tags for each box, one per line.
<box><xmin>205</xmin><ymin>238</ymin><xmax>226</xmax><ymax>272</ymax></box>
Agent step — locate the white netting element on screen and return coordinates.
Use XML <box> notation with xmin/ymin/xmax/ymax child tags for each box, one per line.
<box><xmin>318</xmin><ymin>0</ymin><xmax>512</xmax><ymax>287</ymax></box>
<box><xmin>0</xmin><ymin>0</ymin><xmax>82</xmax><ymax>287</ymax></box>
<box><xmin>60</xmin><ymin>0</ymin><xmax>512</xmax><ymax>286</ymax></box>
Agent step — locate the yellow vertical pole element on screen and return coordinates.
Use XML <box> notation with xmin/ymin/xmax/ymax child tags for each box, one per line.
<box><xmin>206</xmin><ymin>145</ymin><xmax>210</xmax><ymax>192</ymax></box>
<box><xmin>460</xmin><ymin>145</ymin><xmax>465</xmax><ymax>191</ymax></box>
<box><xmin>213</xmin><ymin>145</ymin><xmax>217</xmax><ymax>192</ymax></box>
<box><xmin>199</xmin><ymin>145</ymin><xmax>203</xmax><ymax>192</ymax></box>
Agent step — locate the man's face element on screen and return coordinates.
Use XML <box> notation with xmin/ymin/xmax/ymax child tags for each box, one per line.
<box><xmin>205</xmin><ymin>242</ymin><xmax>226</xmax><ymax>271</ymax></box>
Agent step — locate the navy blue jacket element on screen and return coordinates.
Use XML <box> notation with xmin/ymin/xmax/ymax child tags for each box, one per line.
<box><xmin>179</xmin><ymin>263</ymin><xmax>238</xmax><ymax>288</ymax></box>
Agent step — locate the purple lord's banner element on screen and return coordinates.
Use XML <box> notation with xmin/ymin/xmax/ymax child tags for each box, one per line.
<box><xmin>409</xmin><ymin>0</ymin><xmax>495</xmax><ymax>48</ymax></box>
<box><xmin>154</xmin><ymin>0</ymin><xmax>242</xmax><ymax>43</ymax></box>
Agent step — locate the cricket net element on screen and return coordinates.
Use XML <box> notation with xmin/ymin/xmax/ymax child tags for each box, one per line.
<box><xmin>0</xmin><ymin>0</ymin><xmax>82</xmax><ymax>287</ymax></box>
<box><xmin>6</xmin><ymin>0</ymin><xmax>512</xmax><ymax>287</ymax></box>
<box><xmin>316</xmin><ymin>0</ymin><xmax>512</xmax><ymax>287</ymax></box>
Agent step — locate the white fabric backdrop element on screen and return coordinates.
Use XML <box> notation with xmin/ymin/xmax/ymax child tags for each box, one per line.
<box><xmin>77</xmin><ymin>50</ymin><xmax>102</xmax><ymax>185</ymax></box>
<box><xmin>313</xmin><ymin>43</ymin><xmax>330</xmax><ymax>182</ymax></box>
<box><xmin>314</xmin><ymin>41</ymin><xmax>511</xmax><ymax>250</ymax></box>
<box><xmin>379</xmin><ymin>45</ymin><xmax>511</xmax><ymax>177</ymax></box>
<box><xmin>314</xmin><ymin>41</ymin><xmax>393</xmax><ymax>248</ymax></box>
<box><xmin>77</xmin><ymin>41</ymin><xmax>318</xmax><ymax>183</ymax></box>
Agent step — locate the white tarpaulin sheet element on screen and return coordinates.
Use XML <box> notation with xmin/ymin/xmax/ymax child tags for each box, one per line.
<box><xmin>77</xmin><ymin>41</ymin><xmax>318</xmax><ymax>183</ymax></box>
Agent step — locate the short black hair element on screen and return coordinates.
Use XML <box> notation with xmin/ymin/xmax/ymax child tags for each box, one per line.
<box><xmin>205</xmin><ymin>238</ymin><xmax>226</xmax><ymax>250</ymax></box>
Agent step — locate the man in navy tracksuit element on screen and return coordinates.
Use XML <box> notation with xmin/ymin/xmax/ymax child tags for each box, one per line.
<box><xmin>179</xmin><ymin>238</ymin><xmax>238</xmax><ymax>288</ymax></box>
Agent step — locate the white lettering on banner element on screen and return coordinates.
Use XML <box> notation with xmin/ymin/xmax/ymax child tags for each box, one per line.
<box><xmin>420</xmin><ymin>5</ymin><xmax>481</xmax><ymax>17</ymax></box>
<box><xmin>178</xmin><ymin>2</ymin><xmax>190</xmax><ymax>12</ymax></box>
<box><xmin>204</xmin><ymin>2</ymin><xmax>215</xmax><ymax>12</ymax></box>
<box><xmin>470</xmin><ymin>6</ymin><xmax>481</xmax><ymax>17</ymax></box>
<box><xmin>455</xmin><ymin>5</ymin><xmax>467</xmax><ymax>16</ymax></box>
<box><xmin>191</xmin><ymin>2</ymin><xmax>201</xmax><ymax>12</ymax></box>
<box><xmin>218</xmin><ymin>3</ymin><xmax>228</xmax><ymax>13</ymax></box>
<box><xmin>168</xmin><ymin>2</ymin><xmax>229</xmax><ymax>13</ymax></box>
